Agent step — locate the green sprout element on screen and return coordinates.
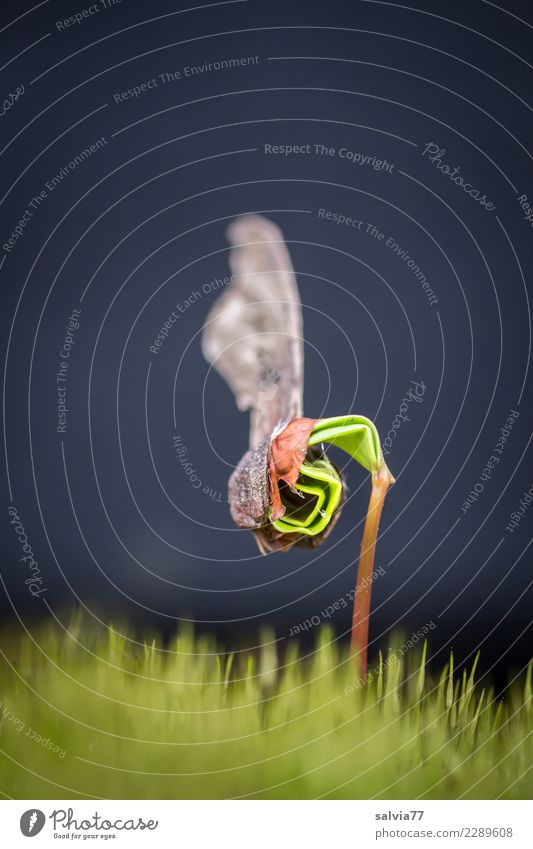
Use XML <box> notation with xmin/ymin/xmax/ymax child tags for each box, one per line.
<box><xmin>202</xmin><ymin>216</ymin><xmax>394</xmax><ymax>676</ymax></box>
<box><xmin>271</xmin><ymin>415</ymin><xmax>395</xmax><ymax>673</ymax></box>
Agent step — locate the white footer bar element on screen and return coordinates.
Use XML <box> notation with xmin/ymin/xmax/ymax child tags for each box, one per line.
<box><xmin>1</xmin><ymin>799</ymin><xmax>531</xmax><ymax>848</ymax></box>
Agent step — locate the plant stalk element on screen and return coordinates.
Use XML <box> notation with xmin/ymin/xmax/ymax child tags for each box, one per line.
<box><xmin>351</xmin><ymin>463</ymin><xmax>394</xmax><ymax>677</ymax></box>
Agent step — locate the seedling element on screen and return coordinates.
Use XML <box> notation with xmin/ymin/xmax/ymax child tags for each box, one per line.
<box><xmin>203</xmin><ymin>215</ymin><xmax>394</xmax><ymax>675</ymax></box>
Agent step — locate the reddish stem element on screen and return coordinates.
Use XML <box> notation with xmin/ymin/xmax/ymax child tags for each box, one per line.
<box><xmin>351</xmin><ymin>463</ymin><xmax>394</xmax><ymax>677</ymax></box>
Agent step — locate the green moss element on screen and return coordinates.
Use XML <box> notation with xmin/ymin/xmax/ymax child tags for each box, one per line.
<box><xmin>0</xmin><ymin>615</ymin><xmax>531</xmax><ymax>799</ymax></box>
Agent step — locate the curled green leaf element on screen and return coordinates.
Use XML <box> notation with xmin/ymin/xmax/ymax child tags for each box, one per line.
<box><xmin>270</xmin><ymin>454</ymin><xmax>343</xmax><ymax>537</ymax></box>
<box><xmin>309</xmin><ymin>415</ymin><xmax>383</xmax><ymax>473</ymax></box>
<box><xmin>271</xmin><ymin>415</ymin><xmax>383</xmax><ymax>537</ymax></box>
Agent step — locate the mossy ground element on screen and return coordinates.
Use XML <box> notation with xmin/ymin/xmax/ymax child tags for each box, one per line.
<box><xmin>0</xmin><ymin>615</ymin><xmax>531</xmax><ymax>799</ymax></box>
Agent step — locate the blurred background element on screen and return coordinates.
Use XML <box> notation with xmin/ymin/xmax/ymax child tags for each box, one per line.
<box><xmin>1</xmin><ymin>0</ymin><xmax>532</xmax><ymax>680</ymax></box>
